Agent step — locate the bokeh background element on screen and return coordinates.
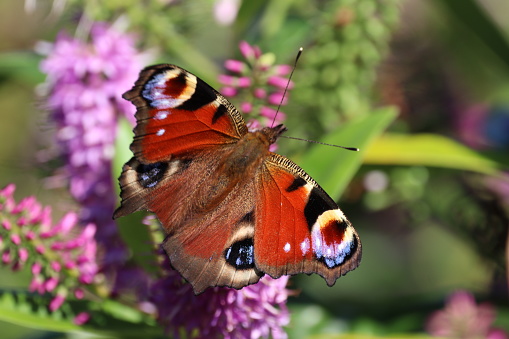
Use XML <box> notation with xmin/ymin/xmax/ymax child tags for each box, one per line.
<box><xmin>0</xmin><ymin>0</ymin><xmax>508</xmax><ymax>338</ymax></box>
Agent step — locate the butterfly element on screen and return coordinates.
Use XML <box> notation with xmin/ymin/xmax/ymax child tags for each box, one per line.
<box><xmin>113</xmin><ymin>64</ymin><xmax>362</xmax><ymax>294</ymax></box>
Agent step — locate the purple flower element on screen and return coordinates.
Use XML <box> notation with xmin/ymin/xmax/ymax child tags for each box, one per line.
<box><xmin>426</xmin><ymin>290</ymin><xmax>508</xmax><ymax>339</ymax></box>
<box><xmin>39</xmin><ymin>22</ymin><xmax>148</xmax><ymax>282</ymax></box>
<box><xmin>149</xmin><ymin>257</ymin><xmax>290</xmax><ymax>339</ymax></box>
<box><xmin>219</xmin><ymin>41</ymin><xmax>293</xmax><ymax>129</ymax></box>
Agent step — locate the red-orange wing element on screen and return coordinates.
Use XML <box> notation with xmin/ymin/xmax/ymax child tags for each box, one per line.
<box><xmin>254</xmin><ymin>154</ymin><xmax>362</xmax><ymax>286</ymax></box>
<box><xmin>123</xmin><ymin>64</ymin><xmax>247</xmax><ymax>163</ymax></box>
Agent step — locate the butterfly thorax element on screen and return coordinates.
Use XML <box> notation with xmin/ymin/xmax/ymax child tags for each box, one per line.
<box><xmin>196</xmin><ymin>124</ymin><xmax>287</xmax><ymax>215</ymax></box>
<box><xmin>220</xmin><ymin>124</ymin><xmax>286</xmax><ymax>177</ymax></box>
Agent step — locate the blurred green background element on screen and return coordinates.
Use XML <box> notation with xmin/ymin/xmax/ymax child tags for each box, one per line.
<box><xmin>0</xmin><ymin>0</ymin><xmax>508</xmax><ymax>338</ymax></box>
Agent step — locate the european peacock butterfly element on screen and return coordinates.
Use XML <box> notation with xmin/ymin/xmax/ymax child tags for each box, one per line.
<box><xmin>113</xmin><ymin>64</ymin><xmax>362</xmax><ymax>294</ymax></box>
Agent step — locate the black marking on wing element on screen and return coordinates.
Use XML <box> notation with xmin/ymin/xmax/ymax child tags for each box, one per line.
<box><xmin>212</xmin><ymin>104</ymin><xmax>228</xmax><ymax>124</ymax></box>
<box><xmin>178</xmin><ymin>77</ymin><xmax>217</xmax><ymax>110</ymax></box>
<box><xmin>224</xmin><ymin>238</ymin><xmax>255</xmax><ymax>270</ymax></box>
<box><xmin>240</xmin><ymin>210</ymin><xmax>254</xmax><ymax>223</ymax></box>
<box><xmin>136</xmin><ymin>162</ymin><xmax>168</xmax><ymax>188</ymax></box>
<box><xmin>304</xmin><ymin>187</ymin><xmax>337</xmax><ymax>229</ymax></box>
<box><xmin>286</xmin><ymin>177</ymin><xmax>307</xmax><ymax>192</ymax></box>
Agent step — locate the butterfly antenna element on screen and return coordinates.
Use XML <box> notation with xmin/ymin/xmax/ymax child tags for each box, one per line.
<box><xmin>282</xmin><ymin>135</ymin><xmax>359</xmax><ymax>151</ymax></box>
<box><xmin>271</xmin><ymin>47</ymin><xmax>303</xmax><ymax>127</ymax></box>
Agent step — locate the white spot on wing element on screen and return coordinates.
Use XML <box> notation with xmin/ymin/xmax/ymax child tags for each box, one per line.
<box><xmin>300</xmin><ymin>238</ymin><xmax>310</xmax><ymax>255</ymax></box>
<box><xmin>156</xmin><ymin>129</ymin><xmax>165</xmax><ymax>136</ymax></box>
<box><xmin>283</xmin><ymin>242</ymin><xmax>291</xmax><ymax>253</ymax></box>
<box><xmin>155</xmin><ymin>111</ymin><xmax>169</xmax><ymax>120</ymax></box>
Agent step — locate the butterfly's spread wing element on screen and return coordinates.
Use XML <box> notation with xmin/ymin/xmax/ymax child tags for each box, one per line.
<box><xmin>117</xmin><ymin>154</ymin><xmax>263</xmax><ymax>294</ymax></box>
<box><xmin>115</xmin><ymin>64</ymin><xmax>248</xmax><ymax>217</ymax></box>
<box><xmin>254</xmin><ymin>153</ymin><xmax>362</xmax><ymax>286</ymax></box>
<box><xmin>123</xmin><ymin>64</ymin><xmax>247</xmax><ymax>163</ymax></box>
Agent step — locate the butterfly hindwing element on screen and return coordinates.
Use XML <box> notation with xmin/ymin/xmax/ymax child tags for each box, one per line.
<box><xmin>254</xmin><ymin>154</ymin><xmax>361</xmax><ymax>285</ymax></box>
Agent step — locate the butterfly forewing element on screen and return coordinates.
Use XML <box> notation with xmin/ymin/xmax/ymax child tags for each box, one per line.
<box><xmin>123</xmin><ymin>64</ymin><xmax>247</xmax><ymax>163</ymax></box>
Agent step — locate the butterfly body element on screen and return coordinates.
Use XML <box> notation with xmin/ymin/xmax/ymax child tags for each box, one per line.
<box><xmin>114</xmin><ymin>64</ymin><xmax>361</xmax><ymax>294</ymax></box>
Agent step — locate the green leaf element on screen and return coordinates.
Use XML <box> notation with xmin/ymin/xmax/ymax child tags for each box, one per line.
<box><xmin>0</xmin><ymin>290</ymin><xmax>162</xmax><ymax>337</ymax></box>
<box><xmin>0</xmin><ymin>292</ymin><xmax>81</xmax><ymax>332</ymax></box>
<box><xmin>299</xmin><ymin>107</ymin><xmax>397</xmax><ymax>199</ymax></box>
<box><xmin>363</xmin><ymin>133</ymin><xmax>501</xmax><ymax>175</ymax></box>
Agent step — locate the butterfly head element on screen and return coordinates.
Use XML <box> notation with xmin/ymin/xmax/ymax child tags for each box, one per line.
<box><xmin>260</xmin><ymin>124</ymin><xmax>287</xmax><ymax>146</ymax></box>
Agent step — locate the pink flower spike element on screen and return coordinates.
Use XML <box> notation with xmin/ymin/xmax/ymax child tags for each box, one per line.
<box><xmin>2</xmin><ymin>250</ymin><xmax>11</xmax><ymax>264</ymax></box>
<box><xmin>29</xmin><ymin>276</ymin><xmax>44</xmax><ymax>293</ymax></box>
<box><xmin>79</xmin><ymin>273</ymin><xmax>94</xmax><ymax>284</ymax></box>
<box><xmin>426</xmin><ymin>290</ymin><xmax>498</xmax><ymax>338</ymax></box>
<box><xmin>74</xmin><ymin>312</ymin><xmax>90</xmax><ymax>325</ymax></box>
<box><xmin>18</xmin><ymin>248</ymin><xmax>29</xmax><ymax>263</ymax></box>
<box><xmin>74</xmin><ymin>288</ymin><xmax>85</xmax><ymax>299</ymax></box>
<box><xmin>45</xmin><ymin>277</ymin><xmax>59</xmax><ymax>292</ymax></box>
<box><xmin>0</xmin><ymin>184</ymin><xmax>15</xmax><ymax>198</ymax></box>
<box><xmin>237</xmin><ymin>76</ymin><xmax>251</xmax><ymax>88</ymax></box>
<box><xmin>267</xmin><ymin>76</ymin><xmax>293</xmax><ymax>90</ymax></box>
<box><xmin>488</xmin><ymin>329</ymin><xmax>509</xmax><ymax>339</ymax></box>
<box><xmin>239</xmin><ymin>41</ymin><xmax>255</xmax><ymax>60</ymax></box>
<box><xmin>218</xmin><ymin>74</ymin><xmax>235</xmax><ymax>86</ymax></box>
<box><xmin>49</xmin><ymin>294</ymin><xmax>66</xmax><ymax>312</ymax></box>
<box><xmin>12</xmin><ymin>196</ymin><xmax>36</xmax><ymax>214</ymax></box>
<box><xmin>224</xmin><ymin>59</ymin><xmax>246</xmax><ymax>73</ymax></box>
<box><xmin>220</xmin><ymin>86</ymin><xmax>237</xmax><ymax>97</ymax></box>
<box><xmin>1</xmin><ymin>219</ymin><xmax>11</xmax><ymax>230</ymax></box>
<box><xmin>35</xmin><ymin>244</ymin><xmax>45</xmax><ymax>254</ymax></box>
<box><xmin>38</xmin><ymin>206</ymin><xmax>52</xmax><ymax>229</ymax></box>
<box><xmin>25</xmin><ymin>230</ymin><xmax>36</xmax><ymax>241</ymax></box>
<box><xmin>240</xmin><ymin>102</ymin><xmax>253</xmax><ymax>114</ymax></box>
<box><xmin>32</xmin><ymin>262</ymin><xmax>42</xmax><ymax>275</ymax></box>
<box><xmin>276</xmin><ymin>65</ymin><xmax>292</xmax><ymax>76</ymax></box>
<box><xmin>10</xmin><ymin>234</ymin><xmax>21</xmax><ymax>245</ymax></box>
<box><xmin>253</xmin><ymin>45</ymin><xmax>262</xmax><ymax>58</ymax></box>
<box><xmin>57</xmin><ymin>212</ymin><xmax>79</xmax><ymax>235</ymax></box>
<box><xmin>17</xmin><ymin>217</ymin><xmax>28</xmax><ymax>226</ymax></box>
<box><xmin>51</xmin><ymin>261</ymin><xmax>62</xmax><ymax>272</ymax></box>
<box><xmin>260</xmin><ymin>106</ymin><xmax>279</xmax><ymax>119</ymax></box>
<box><xmin>81</xmin><ymin>223</ymin><xmax>96</xmax><ymax>239</ymax></box>
<box><xmin>64</xmin><ymin>260</ymin><xmax>77</xmax><ymax>269</ymax></box>
<box><xmin>268</xmin><ymin>92</ymin><xmax>288</xmax><ymax>106</ymax></box>
<box><xmin>254</xmin><ymin>88</ymin><xmax>266</xmax><ymax>99</ymax></box>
